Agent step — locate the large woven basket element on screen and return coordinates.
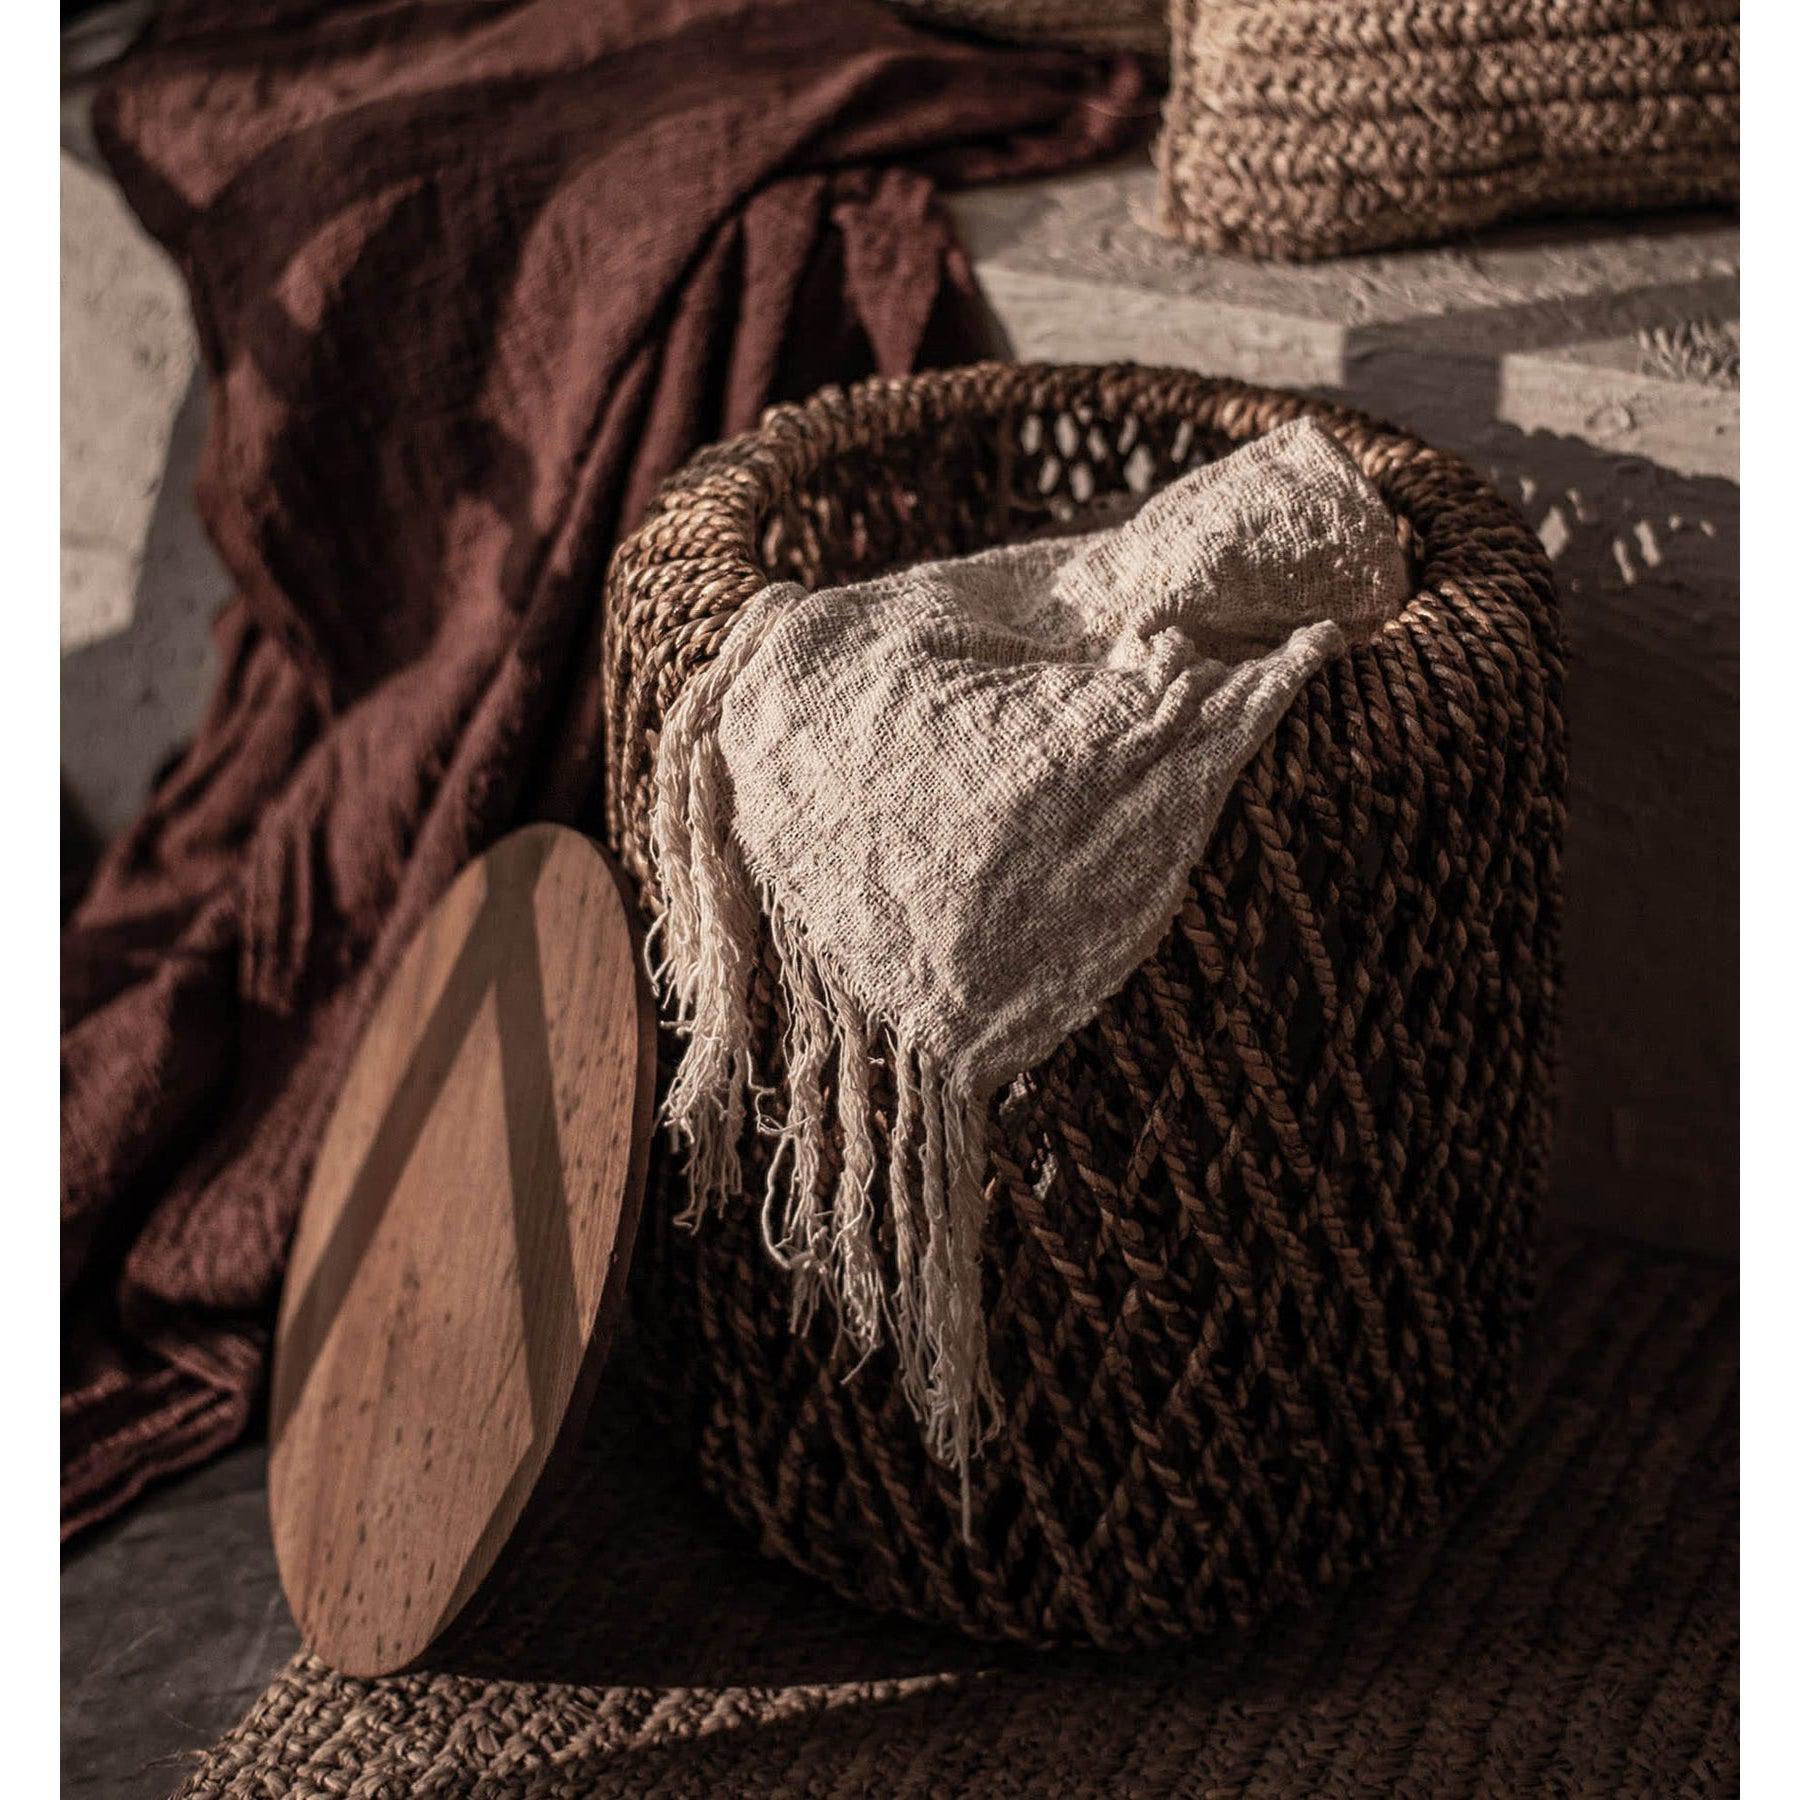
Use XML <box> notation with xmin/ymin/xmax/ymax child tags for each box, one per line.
<box><xmin>602</xmin><ymin>363</ymin><xmax>1566</xmax><ymax>1649</ymax></box>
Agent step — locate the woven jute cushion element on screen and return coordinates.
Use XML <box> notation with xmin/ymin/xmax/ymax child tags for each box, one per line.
<box><xmin>176</xmin><ymin>1233</ymin><xmax>1737</xmax><ymax>1797</ymax></box>
<box><xmin>601</xmin><ymin>362</ymin><xmax>1567</xmax><ymax>1649</ymax></box>
<box><xmin>1157</xmin><ymin>0</ymin><xmax>1740</xmax><ymax>259</ymax></box>
<box><xmin>881</xmin><ymin>0</ymin><xmax>1166</xmax><ymax>58</ymax></box>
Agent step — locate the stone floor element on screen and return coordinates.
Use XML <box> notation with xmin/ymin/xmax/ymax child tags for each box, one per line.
<box><xmin>61</xmin><ymin>1448</ymin><xmax>299</xmax><ymax>1799</ymax></box>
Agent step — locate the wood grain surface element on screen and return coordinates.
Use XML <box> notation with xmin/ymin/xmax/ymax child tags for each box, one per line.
<box><xmin>268</xmin><ymin>825</ymin><xmax>656</xmax><ymax>1677</ymax></box>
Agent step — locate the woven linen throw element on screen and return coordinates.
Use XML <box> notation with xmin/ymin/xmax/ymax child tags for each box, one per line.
<box><xmin>63</xmin><ymin>0</ymin><xmax>1147</xmax><ymax>1543</ymax></box>
<box><xmin>651</xmin><ymin>418</ymin><xmax>1410</xmax><ymax>1488</ymax></box>
<box><xmin>882</xmin><ymin>0</ymin><xmax>1167</xmax><ymax>58</ymax></box>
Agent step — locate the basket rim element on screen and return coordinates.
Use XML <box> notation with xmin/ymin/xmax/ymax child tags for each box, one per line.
<box><xmin>602</xmin><ymin>359</ymin><xmax>1561</xmax><ymax>876</ymax></box>
<box><xmin>619</xmin><ymin>361</ymin><xmax>1540</xmax><ymax>627</ymax></box>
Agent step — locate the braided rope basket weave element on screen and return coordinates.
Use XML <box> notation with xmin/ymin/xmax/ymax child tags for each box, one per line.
<box><xmin>601</xmin><ymin>363</ymin><xmax>1566</xmax><ymax>1649</ymax></box>
<box><xmin>1158</xmin><ymin>0</ymin><xmax>1739</xmax><ymax>259</ymax></box>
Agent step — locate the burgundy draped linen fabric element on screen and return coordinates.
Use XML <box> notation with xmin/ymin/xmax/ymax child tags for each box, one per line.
<box><xmin>63</xmin><ymin>0</ymin><xmax>1147</xmax><ymax>1538</ymax></box>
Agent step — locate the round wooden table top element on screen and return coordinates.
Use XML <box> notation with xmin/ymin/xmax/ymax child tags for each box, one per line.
<box><xmin>269</xmin><ymin>825</ymin><xmax>657</xmax><ymax>1677</ymax></box>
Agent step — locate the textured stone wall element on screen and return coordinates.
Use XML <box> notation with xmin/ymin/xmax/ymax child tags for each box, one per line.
<box><xmin>61</xmin><ymin>148</ymin><xmax>226</xmax><ymax>845</ymax></box>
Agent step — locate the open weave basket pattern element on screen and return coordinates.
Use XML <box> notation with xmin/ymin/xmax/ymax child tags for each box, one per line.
<box><xmin>602</xmin><ymin>364</ymin><xmax>1566</xmax><ymax>1649</ymax></box>
<box><xmin>1158</xmin><ymin>0</ymin><xmax>1740</xmax><ymax>259</ymax></box>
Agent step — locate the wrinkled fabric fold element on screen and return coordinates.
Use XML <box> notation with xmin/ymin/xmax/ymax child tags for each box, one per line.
<box><xmin>62</xmin><ymin>0</ymin><xmax>1150</xmax><ymax>1539</ymax></box>
<box><xmin>648</xmin><ymin>420</ymin><xmax>1412</xmax><ymax>1509</ymax></box>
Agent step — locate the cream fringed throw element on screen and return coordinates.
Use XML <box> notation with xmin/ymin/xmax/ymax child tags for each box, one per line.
<box><xmin>650</xmin><ymin>419</ymin><xmax>1410</xmax><ymax>1501</ymax></box>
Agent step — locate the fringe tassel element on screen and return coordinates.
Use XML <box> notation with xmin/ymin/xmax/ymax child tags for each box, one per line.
<box><xmin>649</xmin><ymin>599</ymin><xmax>1000</xmax><ymax>1522</ymax></box>
<box><xmin>645</xmin><ymin>595</ymin><xmax>788</xmax><ymax>1225</ymax></box>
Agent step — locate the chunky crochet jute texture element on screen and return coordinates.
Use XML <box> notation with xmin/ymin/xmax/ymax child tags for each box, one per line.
<box><xmin>1158</xmin><ymin>0</ymin><xmax>1740</xmax><ymax>259</ymax></box>
<box><xmin>175</xmin><ymin>1234</ymin><xmax>1736</xmax><ymax>1797</ymax></box>
<box><xmin>602</xmin><ymin>363</ymin><xmax>1567</xmax><ymax>1649</ymax></box>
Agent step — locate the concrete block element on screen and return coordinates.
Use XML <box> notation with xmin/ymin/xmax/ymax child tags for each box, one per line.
<box><xmin>952</xmin><ymin>164</ymin><xmax>1739</xmax><ymax>1256</ymax></box>
<box><xmin>60</xmin><ymin>148</ymin><xmax>226</xmax><ymax>844</ymax></box>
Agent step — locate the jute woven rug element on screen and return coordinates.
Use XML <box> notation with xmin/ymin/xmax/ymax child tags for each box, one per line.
<box><xmin>176</xmin><ymin>1231</ymin><xmax>1737</xmax><ymax>1797</ymax></box>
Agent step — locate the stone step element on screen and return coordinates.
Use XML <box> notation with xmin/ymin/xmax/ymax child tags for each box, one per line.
<box><xmin>951</xmin><ymin>163</ymin><xmax>1738</xmax><ymax>1258</ymax></box>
